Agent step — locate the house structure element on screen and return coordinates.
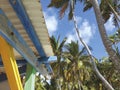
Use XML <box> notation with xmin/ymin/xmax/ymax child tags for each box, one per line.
<box><xmin>0</xmin><ymin>0</ymin><xmax>56</xmax><ymax>90</ymax></box>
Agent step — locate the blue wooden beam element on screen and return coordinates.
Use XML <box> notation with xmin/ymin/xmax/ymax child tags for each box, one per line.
<box><xmin>0</xmin><ymin>9</ymin><xmax>57</xmax><ymax>75</ymax></box>
<box><xmin>9</xmin><ymin>0</ymin><xmax>46</xmax><ymax>57</ymax></box>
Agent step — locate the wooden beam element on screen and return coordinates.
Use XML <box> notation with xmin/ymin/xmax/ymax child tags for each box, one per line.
<box><xmin>0</xmin><ymin>36</ymin><xmax>23</xmax><ymax>90</ymax></box>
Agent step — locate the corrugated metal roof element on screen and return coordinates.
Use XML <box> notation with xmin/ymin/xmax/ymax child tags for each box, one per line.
<box><xmin>0</xmin><ymin>0</ymin><xmax>54</xmax><ymax>59</ymax></box>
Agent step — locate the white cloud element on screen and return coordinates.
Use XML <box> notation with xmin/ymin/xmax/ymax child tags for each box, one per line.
<box><xmin>66</xmin><ymin>17</ymin><xmax>96</xmax><ymax>44</ymax></box>
<box><xmin>105</xmin><ymin>15</ymin><xmax>115</xmax><ymax>32</ymax></box>
<box><xmin>66</xmin><ymin>34</ymin><xmax>76</xmax><ymax>43</ymax></box>
<box><xmin>76</xmin><ymin>16</ymin><xmax>82</xmax><ymax>24</ymax></box>
<box><xmin>79</xmin><ymin>20</ymin><xmax>96</xmax><ymax>44</ymax></box>
<box><xmin>43</xmin><ymin>10</ymin><xmax>58</xmax><ymax>36</ymax></box>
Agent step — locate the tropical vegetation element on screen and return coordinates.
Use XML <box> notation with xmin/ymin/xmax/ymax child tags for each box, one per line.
<box><xmin>35</xmin><ymin>35</ymin><xmax>120</xmax><ymax>90</ymax></box>
<box><xmin>35</xmin><ymin>0</ymin><xmax>120</xmax><ymax>90</ymax></box>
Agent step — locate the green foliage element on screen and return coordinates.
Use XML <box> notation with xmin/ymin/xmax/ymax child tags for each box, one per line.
<box><xmin>48</xmin><ymin>0</ymin><xmax>69</xmax><ymax>8</ymax></box>
<box><xmin>46</xmin><ymin>0</ymin><xmax>120</xmax><ymax>89</ymax></box>
<box><xmin>109</xmin><ymin>29</ymin><xmax>120</xmax><ymax>59</ymax></box>
<box><xmin>100</xmin><ymin>0</ymin><xmax>111</xmax><ymax>22</ymax></box>
<box><xmin>48</xmin><ymin>0</ymin><xmax>120</xmax><ymax>27</ymax></box>
<box><xmin>83</xmin><ymin>0</ymin><xmax>92</xmax><ymax>12</ymax></box>
<box><xmin>35</xmin><ymin>75</ymin><xmax>46</xmax><ymax>90</ymax></box>
<box><xmin>97</xmin><ymin>58</ymin><xmax>120</xmax><ymax>90</ymax></box>
<box><xmin>100</xmin><ymin>0</ymin><xmax>120</xmax><ymax>26</ymax></box>
<box><xmin>48</xmin><ymin>0</ymin><xmax>93</xmax><ymax>20</ymax></box>
<box><xmin>50</xmin><ymin>35</ymin><xmax>67</xmax><ymax>55</ymax></box>
<box><xmin>34</xmin><ymin>35</ymin><xmax>120</xmax><ymax>90</ymax></box>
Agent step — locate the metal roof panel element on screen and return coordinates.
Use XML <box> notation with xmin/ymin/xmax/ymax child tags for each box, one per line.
<box><xmin>0</xmin><ymin>0</ymin><xmax>54</xmax><ymax>58</ymax></box>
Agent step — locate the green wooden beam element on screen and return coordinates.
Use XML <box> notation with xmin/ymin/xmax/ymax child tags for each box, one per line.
<box><xmin>24</xmin><ymin>64</ymin><xmax>36</xmax><ymax>90</ymax></box>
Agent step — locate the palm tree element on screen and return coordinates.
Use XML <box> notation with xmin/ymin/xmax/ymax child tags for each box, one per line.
<box><xmin>50</xmin><ymin>35</ymin><xmax>67</xmax><ymax>90</ymax></box>
<box><xmin>63</xmin><ymin>41</ymin><xmax>91</xmax><ymax>90</ymax></box>
<box><xmin>48</xmin><ymin>0</ymin><xmax>115</xmax><ymax>89</ymax></box>
<box><xmin>90</xmin><ymin>0</ymin><xmax>120</xmax><ymax>73</ymax></box>
<box><xmin>48</xmin><ymin>0</ymin><xmax>120</xmax><ymax>72</ymax></box>
<box><xmin>98</xmin><ymin>57</ymin><xmax>120</xmax><ymax>90</ymax></box>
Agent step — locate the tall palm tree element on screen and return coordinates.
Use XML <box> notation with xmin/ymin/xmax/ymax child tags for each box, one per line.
<box><xmin>90</xmin><ymin>0</ymin><xmax>120</xmax><ymax>73</ymax></box>
<box><xmin>50</xmin><ymin>35</ymin><xmax>67</xmax><ymax>90</ymax></box>
<box><xmin>48</xmin><ymin>0</ymin><xmax>115</xmax><ymax>90</ymax></box>
<box><xmin>63</xmin><ymin>41</ymin><xmax>91</xmax><ymax>90</ymax></box>
<box><xmin>48</xmin><ymin>0</ymin><xmax>120</xmax><ymax>78</ymax></box>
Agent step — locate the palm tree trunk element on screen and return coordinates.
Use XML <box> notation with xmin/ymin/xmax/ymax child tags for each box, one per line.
<box><xmin>73</xmin><ymin>15</ymin><xmax>114</xmax><ymax>90</ymax></box>
<box><xmin>70</xmin><ymin>0</ymin><xmax>114</xmax><ymax>90</ymax></box>
<box><xmin>90</xmin><ymin>0</ymin><xmax>120</xmax><ymax>72</ymax></box>
<box><xmin>56</xmin><ymin>78</ymin><xmax>61</xmax><ymax>90</ymax></box>
<box><xmin>67</xmin><ymin>82</ymin><xmax>71</xmax><ymax>90</ymax></box>
<box><xmin>78</xmin><ymin>71</ymin><xmax>82</xmax><ymax>90</ymax></box>
<box><xmin>57</xmin><ymin>57</ymin><xmax>62</xmax><ymax>90</ymax></box>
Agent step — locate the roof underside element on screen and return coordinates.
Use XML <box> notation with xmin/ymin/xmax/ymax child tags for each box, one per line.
<box><xmin>0</xmin><ymin>0</ymin><xmax>53</xmax><ymax>59</ymax></box>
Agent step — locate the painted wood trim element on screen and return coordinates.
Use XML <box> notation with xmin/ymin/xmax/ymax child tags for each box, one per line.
<box><xmin>24</xmin><ymin>63</ymin><xmax>36</xmax><ymax>90</ymax></box>
<box><xmin>0</xmin><ymin>36</ymin><xmax>23</xmax><ymax>90</ymax></box>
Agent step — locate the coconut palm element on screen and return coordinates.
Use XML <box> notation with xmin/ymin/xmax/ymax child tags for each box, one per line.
<box><xmin>48</xmin><ymin>0</ymin><xmax>120</xmax><ymax>73</ymax></box>
<box><xmin>48</xmin><ymin>1</ymin><xmax>114</xmax><ymax>90</ymax></box>
<box><xmin>90</xmin><ymin>0</ymin><xmax>120</xmax><ymax>73</ymax></box>
<box><xmin>50</xmin><ymin>35</ymin><xmax>67</xmax><ymax>90</ymax></box>
<box><xmin>48</xmin><ymin>1</ymin><xmax>120</xmax><ymax>88</ymax></box>
<box><xmin>63</xmin><ymin>41</ymin><xmax>91</xmax><ymax>90</ymax></box>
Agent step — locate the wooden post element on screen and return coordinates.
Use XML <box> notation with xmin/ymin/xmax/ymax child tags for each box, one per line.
<box><xmin>0</xmin><ymin>36</ymin><xmax>23</xmax><ymax>90</ymax></box>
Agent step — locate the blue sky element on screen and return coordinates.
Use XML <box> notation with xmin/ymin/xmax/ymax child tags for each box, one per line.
<box><xmin>40</xmin><ymin>0</ymin><xmax>116</xmax><ymax>59</ymax></box>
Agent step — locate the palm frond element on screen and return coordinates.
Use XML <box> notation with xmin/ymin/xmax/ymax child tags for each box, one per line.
<box><xmin>50</xmin><ymin>35</ymin><xmax>58</xmax><ymax>54</ymax></box>
<box><xmin>48</xmin><ymin>0</ymin><xmax>68</xmax><ymax>8</ymax></box>
<box><xmin>60</xmin><ymin>1</ymin><xmax>69</xmax><ymax>18</ymax></box>
<box><xmin>65</xmin><ymin>41</ymin><xmax>79</xmax><ymax>57</ymax></box>
<box><xmin>113</xmin><ymin>15</ymin><xmax>120</xmax><ymax>27</ymax></box>
<box><xmin>100</xmin><ymin>0</ymin><xmax>111</xmax><ymax>22</ymax></box>
<box><xmin>68</xmin><ymin>4</ymin><xmax>73</xmax><ymax>20</ymax></box>
<box><xmin>58</xmin><ymin>37</ymin><xmax>67</xmax><ymax>52</ymax></box>
<box><xmin>83</xmin><ymin>0</ymin><xmax>92</xmax><ymax>12</ymax></box>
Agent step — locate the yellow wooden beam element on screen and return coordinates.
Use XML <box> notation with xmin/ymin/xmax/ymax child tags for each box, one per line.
<box><xmin>0</xmin><ymin>36</ymin><xmax>23</xmax><ymax>90</ymax></box>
